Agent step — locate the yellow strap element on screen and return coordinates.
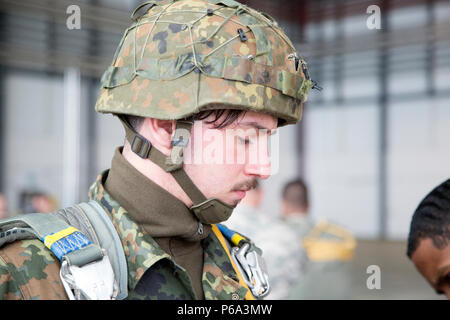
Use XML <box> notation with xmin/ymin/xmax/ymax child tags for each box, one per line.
<box><xmin>211</xmin><ymin>224</ymin><xmax>255</xmax><ymax>300</ymax></box>
<box><xmin>43</xmin><ymin>226</ymin><xmax>79</xmax><ymax>249</ymax></box>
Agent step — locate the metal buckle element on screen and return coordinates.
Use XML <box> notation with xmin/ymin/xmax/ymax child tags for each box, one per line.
<box><xmin>60</xmin><ymin>254</ymin><xmax>118</xmax><ymax>300</ymax></box>
<box><xmin>171</xmin><ymin>136</ymin><xmax>189</xmax><ymax>147</ymax></box>
<box><xmin>131</xmin><ymin>135</ymin><xmax>151</xmax><ymax>159</ymax></box>
<box><xmin>231</xmin><ymin>243</ymin><xmax>270</xmax><ymax>298</ymax></box>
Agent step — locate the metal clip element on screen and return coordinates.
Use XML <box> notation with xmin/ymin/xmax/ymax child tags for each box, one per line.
<box><xmin>60</xmin><ymin>254</ymin><xmax>118</xmax><ymax>300</ymax></box>
<box><xmin>311</xmin><ymin>80</ymin><xmax>323</xmax><ymax>91</ymax></box>
<box><xmin>231</xmin><ymin>243</ymin><xmax>270</xmax><ymax>298</ymax></box>
<box><xmin>300</xmin><ymin>59</ymin><xmax>311</xmax><ymax>80</ymax></box>
<box><xmin>237</xmin><ymin>28</ymin><xmax>247</xmax><ymax>42</ymax></box>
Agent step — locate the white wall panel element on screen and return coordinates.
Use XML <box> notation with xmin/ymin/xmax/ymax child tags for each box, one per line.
<box><xmin>387</xmin><ymin>98</ymin><xmax>450</xmax><ymax>239</ymax></box>
<box><xmin>304</xmin><ymin>104</ymin><xmax>379</xmax><ymax>238</ymax></box>
<box><xmin>4</xmin><ymin>72</ymin><xmax>64</xmax><ymax>213</ymax></box>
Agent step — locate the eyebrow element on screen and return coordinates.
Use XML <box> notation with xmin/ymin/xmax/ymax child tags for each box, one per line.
<box><xmin>236</xmin><ymin>121</ymin><xmax>277</xmax><ymax>134</ymax></box>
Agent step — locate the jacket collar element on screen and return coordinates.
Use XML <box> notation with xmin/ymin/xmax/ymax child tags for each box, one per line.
<box><xmin>88</xmin><ymin>170</ymin><xmax>249</xmax><ymax>299</ymax></box>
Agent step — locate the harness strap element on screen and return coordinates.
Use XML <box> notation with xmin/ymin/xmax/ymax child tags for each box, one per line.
<box><xmin>0</xmin><ymin>205</ymin><xmax>122</xmax><ymax>300</ymax></box>
<box><xmin>76</xmin><ymin>201</ymin><xmax>128</xmax><ymax>300</ymax></box>
<box><xmin>0</xmin><ymin>213</ymin><xmax>103</xmax><ymax>266</ymax></box>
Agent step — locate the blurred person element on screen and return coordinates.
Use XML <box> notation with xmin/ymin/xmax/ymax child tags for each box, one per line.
<box><xmin>18</xmin><ymin>191</ymin><xmax>56</xmax><ymax>214</ymax></box>
<box><xmin>0</xmin><ymin>193</ymin><xmax>8</xmax><ymax>219</ymax></box>
<box><xmin>282</xmin><ymin>178</ymin><xmax>356</xmax><ymax>299</ymax></box>
<box><xmin>18</xmin><ymin>191</ymin><xmax>35</xmax><ymax>214</ymax></box>
<box><xmin>31</xmin><ymin>193</ymin><xmax>56</xmax><ymax>213</ymax></box>
<box><xmin>0</xmin><ymin>0</ymin><xmax>317</xmax><ymax>301</ymax></box>
<box><xmin>407</xmin><ymin>179</ymin><xmax>450</xmax><ymax>299</ymax></box>
<box><xmin>281</xmin><ymin>178</ymin><xmax>314</xmax><ymax>237</ymax></box>
<box><xmin>226</xmin><ymin>180</ymin><xmax>306</xmax><ymax>299</ymax></box>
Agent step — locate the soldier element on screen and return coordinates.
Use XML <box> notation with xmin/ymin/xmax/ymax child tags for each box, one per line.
<box><xmin>0</xmin><ymin>0</ymin><xmax>315</xmax><ymax>300</ymax></box>
<box><xmin>281</xmin><ymin>178</ymin><xmax>314</xmax><ymax>237</ymax></box>
<box><xmin>407</xmin><ymin>179</ymin><xmax>450</xmax><ymax>299</ymax></box>
<box><xmin>282</xmin><ymin>178</ymin><xmax>356</xmax><ymax>299</ymax></box>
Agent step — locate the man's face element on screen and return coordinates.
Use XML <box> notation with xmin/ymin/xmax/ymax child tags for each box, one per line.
<box><xmin>183</xmin><ymin>110</ymin><xmax>277</xmax><ymax>207</ymax></box>
<box><xmin>411</xmin><ymin>238</ymin><xmax>450</xmax><ymax>299</ymax></box>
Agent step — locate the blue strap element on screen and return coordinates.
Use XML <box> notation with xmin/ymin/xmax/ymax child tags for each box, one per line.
<box><xmin>217</xmin><ymin>224</ymin><xmax>249</xmax><ymax>247</ymax></box>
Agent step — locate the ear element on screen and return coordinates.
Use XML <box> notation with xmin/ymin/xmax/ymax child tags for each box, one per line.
<box><xmin>141</xmin><ymin>118</ymin><xmax>176</xmax><ymax>155</ymax></box>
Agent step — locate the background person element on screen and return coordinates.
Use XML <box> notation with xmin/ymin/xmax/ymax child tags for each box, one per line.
<box><xmin>283</xmin><ymin>178</ymin><xmax>356</xmax><ymax>299</ymax></box>
<box><xmin>281</xmin><ymin>178</ymin><xmax>314</xmax><ymax>239</ymax></box>
<box><xmin>407</xmin><ymin>179</ymin><xmax>450</xmax><ymax>299</ymax></box>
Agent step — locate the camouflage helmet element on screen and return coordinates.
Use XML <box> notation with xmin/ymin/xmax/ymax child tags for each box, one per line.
<box><xmin>95</xmin><ymin>0</ymin><xmax>314</xmax><ymax>126</ymax></box>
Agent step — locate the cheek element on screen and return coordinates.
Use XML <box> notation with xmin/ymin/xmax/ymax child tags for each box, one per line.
<box><xmin>184</xmin><ymin>163</ymin><xmax>241</xmax><ymax>199</ymax></box>
<box><xmin>183</xmin><ymin>139</ymin><xmax>244</xmax><ymax>196</ymax></box>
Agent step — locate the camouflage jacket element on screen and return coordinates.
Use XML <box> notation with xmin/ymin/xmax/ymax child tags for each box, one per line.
<box><xmin>0</xmin><ymin>171</ymin><xmax>250</xmax><ymax>300</ymax></box>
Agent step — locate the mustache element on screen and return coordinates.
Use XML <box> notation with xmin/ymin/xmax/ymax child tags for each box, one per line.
<box><xmin>231</xmin><ymin>179</ymin><xmax>258</xmax><ymax>192</ymax></box>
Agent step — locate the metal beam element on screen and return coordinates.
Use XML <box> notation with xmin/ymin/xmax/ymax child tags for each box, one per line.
<box><xmin>378</xmin><ymin>0</ymin><xmax>390</xmax><ymax>240</ymax></box>
<box><xmin>334</xmin><ymin>0</ymin><xmax>344</xmax><ymax>106</ymax></box>
<box><xmin>0</xmin><ymin>65</ymin><xmax>4</xmax><ymax>193</ymax></box>
<box><xmin>62</xmin><ymin>67</ymin><xmax>81</xmax><ymax>207</ymax></box>
<box><xmin>0</xmin><ymin>11</ymin><xmax>5</xmax><ymax>193</ymax></box>
<box><xmin>84</xmin><ymin>0</ymin><xmax>100</xmax><ymax>197</ymax></box>
<box><xmin>426</xmin><ymin>0</ymin><xmax>436</xmax><ymax>96</ymax></box>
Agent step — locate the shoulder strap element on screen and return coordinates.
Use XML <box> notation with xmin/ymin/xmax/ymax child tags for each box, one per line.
<box><xmin>51</xmin><ymin>200</ymin><xmax>128</xmax><ymax>300</ymax></box>
<box><xmin>0</xmin><ymin>211</ymin><xmax>116</xmax><ymax>300</ymax></box>
<box><xmin>75</xmin><ymin>201</ymin><xmax>128</xmax><ymax>300</ymax></box>
<box><xmin>0</xmin><ymin>201</ymin><xmax>127</xmax><ymax>300</ymax></box>
<box><xmin>0</xmin><ymin>212</ymin><xmax>103</xmax><ymax>266</ymax></box>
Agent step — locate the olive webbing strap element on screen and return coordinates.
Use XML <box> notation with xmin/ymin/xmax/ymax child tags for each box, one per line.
<box><xmin>170</xmin><ymin>167</ymin><xmax>207</xmax><ymax>205</ymax></box>
<box><xmin>118</xmin><ymin>115</ymin><xmax>207</xmax><ymax>206</ymax></box>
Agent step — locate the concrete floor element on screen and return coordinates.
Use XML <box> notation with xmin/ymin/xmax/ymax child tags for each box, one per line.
<box><xmin>288</xmin><ymin>239</ymin><xmax>446</xmax><ymax>300</ymax></box>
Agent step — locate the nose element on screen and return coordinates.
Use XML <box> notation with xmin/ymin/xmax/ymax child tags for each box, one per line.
<box><xmin>243</xmin><ymin>146</ymin><xmax>271</xmax><ymax>179</ymax></box>
<box><xmin>244</xmin><ymin>163</ymin><xmax>271</xmax><ymax>179</ymax></box>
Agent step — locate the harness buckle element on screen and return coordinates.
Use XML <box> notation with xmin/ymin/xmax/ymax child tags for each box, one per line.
<box><xmin>60</xmin><ymin>253</ymin><xmax>119</xmax><ymax>300</ymax></box>
<box><xmin>231</xmin><ymin>243</ymin><xmax>270</xmax><ymax>298</ymax></box>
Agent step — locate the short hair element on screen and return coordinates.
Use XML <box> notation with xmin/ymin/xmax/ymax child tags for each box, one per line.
<box><xmin>407</xmin><ymin>179</ymin><xmax>450</xmax><ymax>258</ymax></box>
<box><xmin>282</xmin><ymin>178</ymin><xmax>309</xmax><ymax>209</ymax></box>
<box><xmin>123</xmin><ymin>108</ymin><xmax>247</xmax><ymax>132</ymax></box>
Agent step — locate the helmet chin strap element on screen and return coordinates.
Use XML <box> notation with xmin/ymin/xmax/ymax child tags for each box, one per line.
<box><xmin>118</xmin><ymin>115</ymin><xmax>236</xmax><ymax>225</ymax></box>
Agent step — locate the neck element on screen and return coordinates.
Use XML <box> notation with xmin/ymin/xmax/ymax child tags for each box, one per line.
<box><xmin>105</xmin><ymin>146</ymin><xmax>209</xmax><ymax>240</ymax></box>
<box><xmin>123</xmin><ymin>143</ymin><xmax>193</xmax><ymax>207</ymax></box>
